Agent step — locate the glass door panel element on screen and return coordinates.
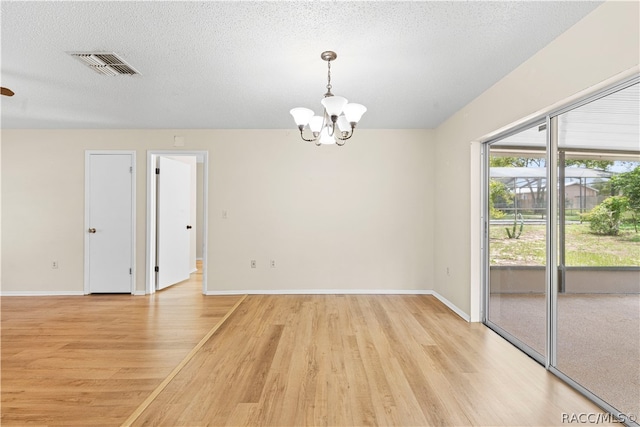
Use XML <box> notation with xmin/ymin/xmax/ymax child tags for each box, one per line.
<box><xmin>555</xmin><ymin>83</ymin><xmax>640</xmax><ymax>418</ymax></box>
<box><xmin>487</xmin><ymin>124</ymin><xmax>548</xmax><ymax>358</ymax></box>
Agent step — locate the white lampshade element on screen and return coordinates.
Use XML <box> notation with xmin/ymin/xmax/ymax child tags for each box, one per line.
<box><xmin>290</xmin><ymin>107</ymin><xmax>314</xmax><ymax>127</ymax></box>
<box><xmin>308</xmin><ymin>115</ymin><xmax>324</xmax><ymax>133</ymax></box>
<box><xmin>343</xmin><ymin>103</ymin><xmax>367</xmax><ymax>123</ymax></box>
<box><xmin>320</xmin><ymin>95</ymin><xmax>348</xmax><ymax>117</ymax></box>
<box><xmin>319</xmin><ymin>127</ymin><xmax>335</xmax><ymax>145</ymax></box>
<box><xmin>337</xmin><ymin>115</ymin><xmax>351</xmax><ymax>132</ymax></box>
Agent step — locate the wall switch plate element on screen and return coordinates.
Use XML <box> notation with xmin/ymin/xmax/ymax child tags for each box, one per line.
<box><xmin>250</xmin><ymin>260</ymin><xmax>256</xmax><ymax>268</ymax></box>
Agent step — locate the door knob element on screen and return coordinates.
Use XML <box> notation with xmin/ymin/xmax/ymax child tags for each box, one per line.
<box><xmin>186</xmin><ymin>225</ymin><xmax>192</xmax><ymax>230</ymax></box>
<box><xmin>88</xmin><ymin>228</ymin><xmax>97</xmax><ymax>233</ymax></box>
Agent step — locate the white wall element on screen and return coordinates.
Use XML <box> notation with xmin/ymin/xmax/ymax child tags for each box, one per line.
<box><xmin>1</xmin><ymin>129</ymin><xmax>435</xmax><ymax>294</ymax></box>
<box><xmin>434</xmin><ymin>0</ymin><xmax>640</xmax><ymax>317</ymax></box>
<box><xmin>1</xmin><ymin>1</ymin><xmax>637</xmax><ymax>319</ymax></box>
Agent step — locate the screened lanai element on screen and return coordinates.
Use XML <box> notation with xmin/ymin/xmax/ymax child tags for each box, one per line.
<box><xmin>490</xmin><ymin>166</ymin><xmax>615</xmax><ymax>216</ymax></box>
<box><xmin>484</xmin><ymin>81</ymin><xmax>639</xmax><ymax>424</ymax></box>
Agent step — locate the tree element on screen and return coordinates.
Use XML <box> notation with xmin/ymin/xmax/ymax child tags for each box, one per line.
<box><xmin>489</xmin><ymin>180</ymin><xmax>513</xmax><ymax>219</ymax></box>
<box><xmin>490</xmin><ymin>157</ymin><xmax>615</xmax><ymax>216</ymax></box>
<box><xmin>490</xmin><ymin>156</ymin><xmax>546</xmax><ymax>213</ymax></box>
<box><xmin>611</xmin><ymin>166</ymin><xmax>640</xmax><ymax>232</ymax></box>
<box><xmin>565</xmin><ymin>159</ymin><xmax>614</xmax><ymax>170</ymax></box>
<box><xmin>490</xmin><ymin>156</ymin><xmax>533</xmax><ymax>168</ymax></box>
<box><xmin>491</xmin><ymin>156</ymin><xmax>614</xmax><ymax>171</ymax></box>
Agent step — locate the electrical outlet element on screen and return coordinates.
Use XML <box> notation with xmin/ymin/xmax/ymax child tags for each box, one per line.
<box><xmin>270</xmin><ymin>260</ymin><xmax>276</xmax><ymax>268</ymax></box>
<box><xmin>52</xmin><ymin>261</ymin><xmax>58</xmax><ymax>269</ymax></box>
<box><xmin>250</xmin><ymin>260</ymin><xmax>256</xmax><ymax>268</ymax></box>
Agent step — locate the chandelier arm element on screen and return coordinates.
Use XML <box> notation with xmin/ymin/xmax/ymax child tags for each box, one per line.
<box><xmin>336</xmin><ymin>125</ymin><xmax>355</xmax><ymax>141</ymax></box>
<box><xmin>336</xmin><ymin>132</ymin><xmax>353</xmax><ymax>141</ymax></box>
<box><xmin>299</xmin><ymin>128</ymin><xmax>318</xmax><ymax>142</ymax></box>
<box><xmin>327</xmin><ymin>120</ymin><xmax>337</xmax><ymax>137</ymax></box>
<box><xmin>322</xmin><ymin>110</ymin><xmax>337</xmax><ymax>137</ymax></box>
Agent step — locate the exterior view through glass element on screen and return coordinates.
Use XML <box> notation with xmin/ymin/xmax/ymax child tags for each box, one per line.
<box><xmin>555</xmin><ymin>83</ymin><xmax>639</xmax><ymax>420</ymax></box>
<box><xmin>484</xmin><ymin>81</ymin><xmax>639</xmax><ymax>422</ymax></box>
<box><xmin>487</xmin><ymin>124</ymin><xmax>547</xmax><ymax>358</ymax></box>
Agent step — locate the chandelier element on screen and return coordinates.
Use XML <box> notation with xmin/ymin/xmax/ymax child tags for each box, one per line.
<box><xmin>290</xmin><ymin>51</ymin><xmax>367</xmax><ymax>146</ymax></box>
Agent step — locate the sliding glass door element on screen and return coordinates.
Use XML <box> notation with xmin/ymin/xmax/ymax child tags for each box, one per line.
<box><xmin>484</xmin><ymin>80</ymin><xmax>639</xmax><ymax>424</ymax></box>
<box><xmin>486</xmin><ymin>124</ymin><xmax>547</xmax><ymax>360</ymax></box>
<box><xmin>554</xmin><ymin>83</ymin><xmax>640</xmax><ymax>421</ymax></box>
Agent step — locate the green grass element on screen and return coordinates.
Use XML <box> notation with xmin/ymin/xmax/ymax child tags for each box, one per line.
<box><xmin>489</xmin><ymin>222</ymin><xmax>640</xmax><ymax>266</ymax></box>
<box><xmin>565</xmin><ymin>251</ymin><xmax>637</xmax><ymax>267</ymax></box>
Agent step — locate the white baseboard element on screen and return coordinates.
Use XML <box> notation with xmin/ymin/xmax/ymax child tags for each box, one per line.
<box><xmin>205</xmin><ymin>289</ymin><xmax>433</xmax><ymax>296</ymax></box>
<box><xmin>0</xmin><ymin>290</ymin><xmax>150</xmax><ymax>297</ymax></box>
<box><xmin>0</xmin><ymin>290</ymin><xmax>85</xmax><ymax>297</ymax></box>
<box><xmin>205</xmin><ymin>289</ymin><xmax>471</xmax><ymax>322</ymax></box>
<box><xmin>429</xmin><ymin>291</ymin><xmax>471</xmax><ymax>322</ymax></box>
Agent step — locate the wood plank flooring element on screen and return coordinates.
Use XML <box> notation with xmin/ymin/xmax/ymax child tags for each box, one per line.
<box><xmin>1</xmin><ymin>269</ymin><xmax>242</xmax><ymax>426</ymax></box>
<box><xmin>2</xmin><ymin>279</ymin><xmax>611</xmax><ymax>426</ymax></box>
<box><xmin>133</xmin><ymin>294</ymin><xmax>608</xmax><ymax>426</ymax></box>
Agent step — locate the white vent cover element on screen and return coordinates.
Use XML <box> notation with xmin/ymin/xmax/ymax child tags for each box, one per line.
<box><xmin>69</xmin><ymin>52</ymin><xmax>140</xmax><ymax>76</ymax></box>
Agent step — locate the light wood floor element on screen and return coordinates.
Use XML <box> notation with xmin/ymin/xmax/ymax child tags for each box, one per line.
<box><xmin>1</xmin><ymin>269</ymin><xmax>242</xmax><ymax>426</ymax></box>
<box><xmin>2</xmin><ymin>277</ymin><xmax>611</xmax><ymax>425</ymax></box>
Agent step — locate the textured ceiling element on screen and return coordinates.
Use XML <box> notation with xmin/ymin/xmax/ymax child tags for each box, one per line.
<box><xmin>1</xmin><ymin>1</ymin><xmax>602</xmax><ymax>129</ymax></box>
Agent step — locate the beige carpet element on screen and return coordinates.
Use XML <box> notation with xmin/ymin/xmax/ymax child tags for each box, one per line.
<box><xmin>489</xmin><ymin>293</ymin><xmax>640</xmax><ymax>418</ymax></box>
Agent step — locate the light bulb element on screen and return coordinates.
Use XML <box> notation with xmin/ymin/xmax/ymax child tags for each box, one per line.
<box><xmin>319</xmin><ymin>127</ymin><xmax>335</xmax><ymax>145</ymax></box>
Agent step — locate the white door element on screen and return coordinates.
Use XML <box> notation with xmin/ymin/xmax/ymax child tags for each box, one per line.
<box><xmin>86</xmin><ymin>153</ymin><xmax>134</xmax><ymax>293</ymax></box>
<box><xmin>157</xmin><ymin>156</ymin><xmax>191</xmax><ymax>290</ymax></box>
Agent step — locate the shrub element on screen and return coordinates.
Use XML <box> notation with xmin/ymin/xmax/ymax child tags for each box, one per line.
<box><xmin>489</xmin><ymin>180</ymin><xmax>512</xmax><ymax>219</ymax></box>
<box><xmin>583</xmin><ymin>196</ymin><xmax>629</xmax><ymax>235</ymax></box>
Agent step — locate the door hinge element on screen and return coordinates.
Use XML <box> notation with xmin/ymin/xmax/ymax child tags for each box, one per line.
<box><xmin>155</xmin><ymin>168</ymin><xmax>160</xmax><ymax>175</ymax></box>
<box><xmin>129</xmin><ymin>268</ymin><xmax>132</xmax><ymax>275</ymax></box>
<box><xmin>155</xmin><ymin>266</ymin><xmax>159</xmax><ymax>272</ymax></box>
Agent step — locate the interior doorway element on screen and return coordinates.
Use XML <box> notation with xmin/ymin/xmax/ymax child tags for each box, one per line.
<box><xmin>146</xmin><ymin>150</ymin><xmax>208</xmax><ymax>295</ymax></box>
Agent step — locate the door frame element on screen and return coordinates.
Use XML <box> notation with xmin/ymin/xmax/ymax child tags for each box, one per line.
<box><xmin>84</xmin><ymin>150</ymin><xmax>136</xmax><ymax>295</ymax></box>
<box><xmin>146</xmin><ymin>150</ymin><xmax>208</xmax><ymax>295</ymax></box>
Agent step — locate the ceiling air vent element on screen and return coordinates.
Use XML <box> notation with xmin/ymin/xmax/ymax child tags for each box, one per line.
<box><xmin>69</xmin><ymin>52</ymin><xmax>140</xmax><ymax>76</ymax></box>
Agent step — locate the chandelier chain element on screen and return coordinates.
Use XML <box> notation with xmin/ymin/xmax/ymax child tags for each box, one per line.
<box><xmin>326</xmin><ymin>60</ymin><xmax>332</xmax><ymax>95</ymax></box>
